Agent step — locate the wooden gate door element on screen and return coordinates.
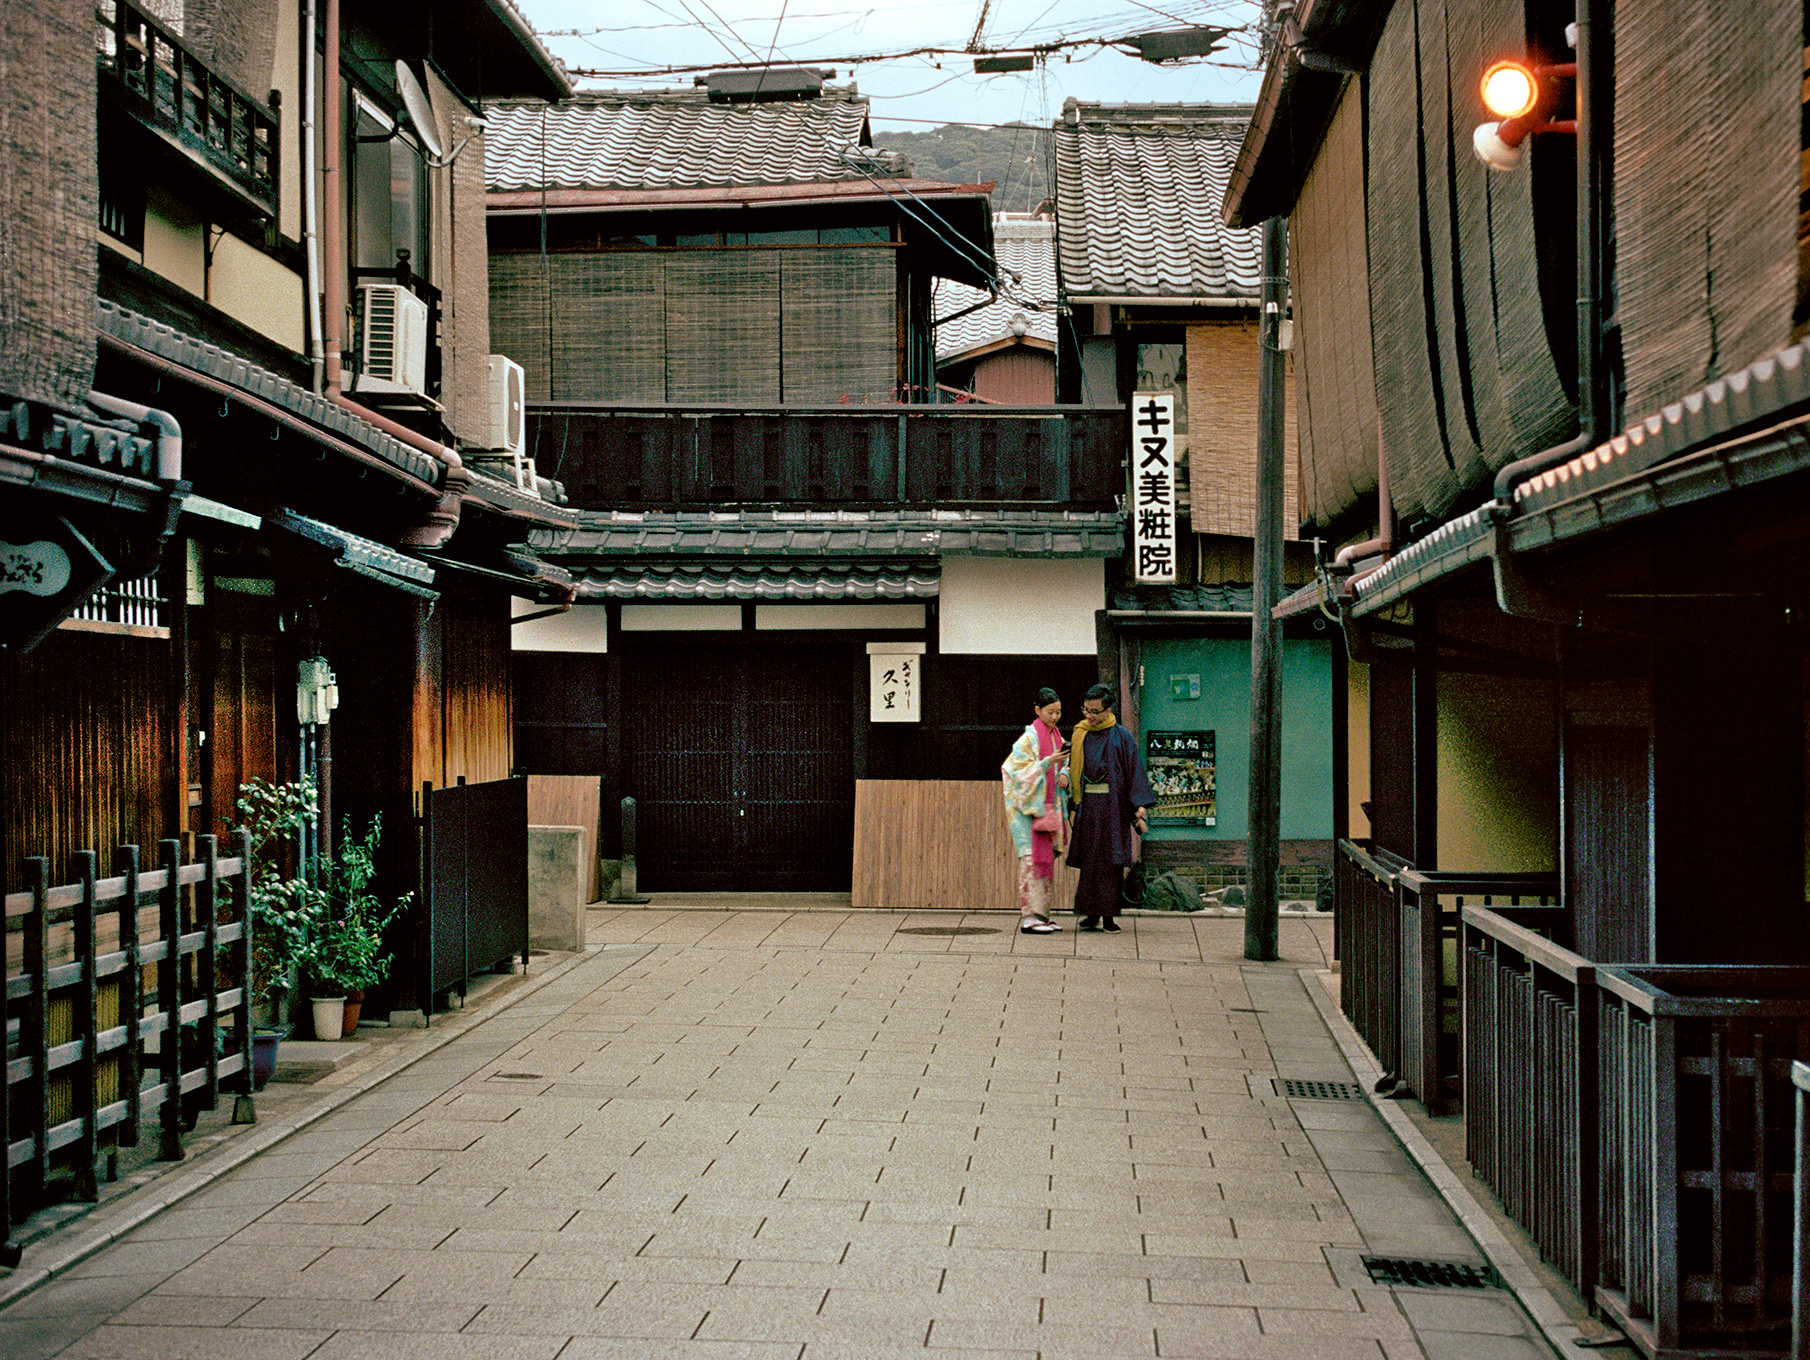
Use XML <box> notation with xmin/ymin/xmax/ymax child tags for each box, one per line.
<box><xmin>622</xmin><ymin>640</ymin><xmax>853</xmax><ymax>891</ymax></box>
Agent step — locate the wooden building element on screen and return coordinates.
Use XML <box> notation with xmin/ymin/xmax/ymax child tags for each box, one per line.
<box><xmin>1053</xmin><ymin>99</ymin><xmax>1335</xmax><ymax>902</ymax></box>
<box><xmin>2</xmin><ymin>0</ymin><xmax>575</xmax><ymax>1016</ymax></box>
<box><xmin>1227</xmin><ymin>0</ymin><xmax>1810</xmax><ymax>1351</ymax></box>
<box><xmin>487</xmin><ymin>73</ymin><xmax>1130</xmax><ymax>896</ymax></box>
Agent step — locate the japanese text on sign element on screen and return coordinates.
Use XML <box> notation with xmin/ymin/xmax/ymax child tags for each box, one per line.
<box><xmin>1131</xmin><ymin>392</ymin><xmax>1178</xmax><ymax>583</ymax></box>
<box><xmin>869</xmin><ymin>652</ymin><xmax>920</xmax><ymax>722</ymax></box>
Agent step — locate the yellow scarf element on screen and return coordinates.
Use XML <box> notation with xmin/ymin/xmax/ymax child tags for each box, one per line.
<box><xmin>1069</xmin><ymin>711</ymin><xmax>1116</xmax><ymax>796</ymax></box>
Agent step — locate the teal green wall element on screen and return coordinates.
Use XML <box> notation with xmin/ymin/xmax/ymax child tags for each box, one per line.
<box><xmin>1138</xmin><ymin>635</ymin><xmax>1334</xmax><ymax>842</ymax></box>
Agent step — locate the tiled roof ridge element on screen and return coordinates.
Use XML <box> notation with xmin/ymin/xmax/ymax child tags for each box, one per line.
<box><xmin>94</xmin><ymin>299</ymin><xmax>444</xmax><ymax>488</ymax></box>
<box><xmin>488</xmin><ymin>83</ymin><xmax>866</xmax><ymax>110</ymax></box>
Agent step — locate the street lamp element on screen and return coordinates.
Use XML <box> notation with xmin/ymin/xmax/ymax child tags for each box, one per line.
<box><xmin>1472</xmin><ymin>50</ymin><xmax>1577</xmax><ymax>171</ymax></box>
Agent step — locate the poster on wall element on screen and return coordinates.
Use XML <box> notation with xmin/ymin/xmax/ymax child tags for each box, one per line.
<box><xmin>1130</xmin><ymin>391</ymin><xmax>1178</xmax><ymax>583</ymax></box>
<box><xmin>1146</xmin><ymin>730</ymin><xmax>1216</xmax><ymax>825</ymax></box>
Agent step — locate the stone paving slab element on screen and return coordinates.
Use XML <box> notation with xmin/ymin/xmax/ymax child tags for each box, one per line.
<box><xmin>1</xmin><ymin>908</ymin><xmax>1564</xmax><ymax>1359</ymax></box>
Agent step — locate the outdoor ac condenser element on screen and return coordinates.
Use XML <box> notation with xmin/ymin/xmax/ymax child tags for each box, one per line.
<box><xmin>354</xmin><ymin>283</ymin><xmax>429</xmax><ymax>394</ymax></box>
<box><xmin>487</xmin><ymin>354</ymin><xmax>526</xmax><ymax>456</ymax></box>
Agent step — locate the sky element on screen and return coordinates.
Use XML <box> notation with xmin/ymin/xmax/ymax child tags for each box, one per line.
<box><xmin>511</xmin><ymin>0</ymin><xmax>1267</xmax><ymax>131</ymax></box>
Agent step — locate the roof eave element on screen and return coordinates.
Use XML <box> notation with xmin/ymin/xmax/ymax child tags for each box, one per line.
<box><xmin>477</xmin><ymin>0</ymin><xmax>574</xmax><ymax>101</ymax></box>
<box><xmin>1222</xmin><ymin>0</ymin><xmax>1391</xmax><ymax>228</ymax></box>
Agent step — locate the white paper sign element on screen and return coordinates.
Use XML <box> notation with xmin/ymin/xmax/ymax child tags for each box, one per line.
<box><xmin>869</xmin><ymin>648</ymin><xmax>921</xmax><ymax>722</ymax></box>
<box><xmin>1131</xmin><ymin>392</ymin><xmax>1178</xmax><ymax>583</ymax></box>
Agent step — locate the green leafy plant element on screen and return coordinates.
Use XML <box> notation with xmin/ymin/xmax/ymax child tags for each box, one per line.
<box><xmin>232</xmin><ymin>780</ymin><xmax>411</xmax><ymax>1002</ymax></box>
<box><xmin>233</xmin><ymin>777</ymin><xmax>320</xmax><ymax>1013</ymax></box>
<box><xmin>296</xmin><ymin>814</ymin><xmax>411</xmax><ymax>996</ymax></box>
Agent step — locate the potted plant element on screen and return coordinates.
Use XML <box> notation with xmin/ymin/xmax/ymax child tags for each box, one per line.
<box><xmin>233</xmin><ymin>777</ymin><xmax>321</xmax><ymax>1073</ymax></box>
<box><xmin>294</xmin><ymin>813</ymin><xmax>410</xmax><ymax>1041</ymax></box>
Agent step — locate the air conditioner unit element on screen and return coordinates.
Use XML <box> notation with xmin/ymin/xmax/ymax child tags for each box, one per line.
<box><xmin>354</xmin><ymin>284</ymin><xmax>429</xmax><ymax>394</ymax></box>
<box><xmin>487</xmin><ymin>354</ymin><xmax>526</xmax><ymax>456</ymax></box>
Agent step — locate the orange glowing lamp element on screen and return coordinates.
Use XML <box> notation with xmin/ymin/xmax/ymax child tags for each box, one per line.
<box><xmin>1480</xmin><ymin>60</ymin><xmax>1540</xmax><ymax>119</ymax></box>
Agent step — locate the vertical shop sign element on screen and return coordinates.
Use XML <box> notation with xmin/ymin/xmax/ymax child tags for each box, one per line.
<box><xmin>867</xmin><ymin>641</ymin><xmax>925</xmax><ymax>722</ymax></box>
<box><xmin>1131</xmin><ymin>392</ymin><xmax>1178</xmax><ymax>582</ymax></box>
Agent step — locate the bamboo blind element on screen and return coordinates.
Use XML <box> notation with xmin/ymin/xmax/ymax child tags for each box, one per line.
<box><xmin>781</xmin><ymin>249</ymin><xmax>897</xmax><ymax>402</ymax></box>
<box><xmin>1185</xmin><ymin>320</ymin><xmax>1299</xmax><ymax>539</ymax></box>
<box><xmin>851</xmin><ymin>779</ymin><xmax>1080</xmax><ymax>913</ymax></box>
<box><xmin>552</xmin><ymin>252</ymin><xmax>666</xmax><ymax>402</ymax></box>
<box><xmin>666</xmin><ymin>252</ymin><xmax>781</xmax><ymax>402</ymax></box>
<box><xmin>1615</xmin><ymin>0</ymin><xmax>1798</xmax><ymax>415</ymax></box>
<box><xmin>487</xmin><ymin>253</ymin><xmax>552</xmax><ymax>401</ymax></box>
<box><xmin>1290</xmin><ymin>80</ymin><xmax>1374</xmax><ymax>526</ymax></box>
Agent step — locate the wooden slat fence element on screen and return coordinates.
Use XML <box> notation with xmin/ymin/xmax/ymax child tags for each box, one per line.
<box><xmin>1595</xmin><ymin>966</ymin><xmax>1810</xmax><ymax>1359</ymax></box>
<box><xmin>1462</xmin><ymin>904</ymin><xmax>1597</xmax><ymax>1298</ymax></box>
<box><xmin>851</xmin><ymin>780</ymin><xmax>1079</xmax><ymax>912</ymax></box>
<box><xmin>3</xmin><ymin>833</ymin><xmax>252</xmax><ymax>1262</ymax></box>
<box><xmin>1335</xmin><ymin>839</ymin><xmax>1407</xmax><ymax>1082</ymax></box>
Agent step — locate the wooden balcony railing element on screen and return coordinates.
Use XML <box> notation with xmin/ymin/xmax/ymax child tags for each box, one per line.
<box><xmin>1464</xmin><ymin>924</ymin><xmax>1810</xmax><ymax>1358</ymax></box>
<box><xmin>527</xmin><ymin>404</ymin><xmax>1127</xmax><ymax>509</ymax></box>
<box><xmin>1334</xmin><ymin>839</ymin><xmax>1557</xmax><ymax>1109</ymax></box>
<box><xmin>1594</xmin><ymin>966</ymin><xmax>1810</xmax><ymax>1358</ymax></box>
<box><xmin>1462</xmin><ymin>905</ymin><xmax>1598</xmax><ymax>1298</ymax></box>
<box><xmin>96</xmin><ymin>0</ymin><xmax>279</xmax><ymax>220</ymax></box>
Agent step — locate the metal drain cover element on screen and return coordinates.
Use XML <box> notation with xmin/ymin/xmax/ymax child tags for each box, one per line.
<box><xmin>1362</xmin><ymin>1256</ymin><xmax>1502</xmax><ymax>1290</ymax></box>
<box><xmin>897</xmin><ymin>925</ymin><xmax>1001</xmax><ymax>936</ymax></box>
<box><xmin>1275</xmin><ymin>1078</ymin><xmax>1365</xmax><ymax>1100</ymax></box>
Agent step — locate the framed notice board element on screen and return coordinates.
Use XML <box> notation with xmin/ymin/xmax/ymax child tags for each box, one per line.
<box><xmin>1147</xmin><ymin>730</ymin><xmax>1216</xmax><ymax>825</ymax></box>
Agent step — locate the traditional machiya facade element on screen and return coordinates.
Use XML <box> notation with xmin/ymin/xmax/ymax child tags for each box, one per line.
<box><xmin>2</xmin><ymin>0</ymin><xmax>574</xmax><ymax>1019</ymax></box>
<box><xmin>1227</xmin><ymin>0</ymin><xmax>1810</xmax><ymax>1352</ymax></box>
<box><xmin>486</xmin><ymin>72</ymin><xmax>1128</xmax><ymax>895</ymax></box>
<box><xmin>1052</xmin><ymin>99</ymin><xmax>1336</xmax><ymax>904</ymax></box>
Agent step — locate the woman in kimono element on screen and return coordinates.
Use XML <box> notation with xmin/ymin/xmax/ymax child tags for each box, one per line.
<box><xmin>1066</xmin><ymin>682</ymin><xmax>1155</xmax><ymax>931</ymax></box>
<box><xmin>1002</xmin><ymin>687</ymin><xmax>1070</xmax><ymax>933</ymax></box>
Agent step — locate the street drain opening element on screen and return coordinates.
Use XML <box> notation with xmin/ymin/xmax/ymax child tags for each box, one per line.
<box><xmin>1362</xmin><ymin>1256</ymin><xmax>1502</xmax><ymax>1290</ymax></box>
<box><xmin>1275</xmin><ymin>1078</ymin><xmax>1365</xmax><ymax>1100</ymax></box>
<box><xmin>494</xmin><ymin>1073</ymin><xmax>543</xmax><ymax>1081</ymax></box>
<box><xmin>897</xmin><ymin>926</ymin><xmax>1001</xmax><ymax>936</ymax></box>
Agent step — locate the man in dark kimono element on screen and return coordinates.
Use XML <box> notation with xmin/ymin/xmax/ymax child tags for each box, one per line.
<box><xmin>1065</xmin><ymin>683</ymin><xmax>1156</xmax><ymax>931</ymax></box>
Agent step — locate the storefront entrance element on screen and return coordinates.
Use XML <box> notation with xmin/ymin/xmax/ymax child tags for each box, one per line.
<box><xmin>620</xmin><ymin>638</ymin><xmax>854</xmax><ymax>891</ymax></box>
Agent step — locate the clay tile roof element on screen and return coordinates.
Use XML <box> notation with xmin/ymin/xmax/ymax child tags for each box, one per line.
<box><xmin>935</xmin><ymin>217</ymin><xmax>1060</xmax><ymax>361</ymax></box>
<box><xmin>1053</xmin><ymin>100</ymin><xmax>1261</xmax><ymax>300</ymax></box>
<box><xmin>484</xmin><ymin>87</ymin><xmax>907</xmax><ymax>192</ymax></box>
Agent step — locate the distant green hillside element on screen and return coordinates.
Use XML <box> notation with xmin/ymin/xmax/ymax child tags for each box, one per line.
<box><xmin>871</xmin><ymin>123</ymin><xmax>1053</xmax><ymax>214</ymax></box>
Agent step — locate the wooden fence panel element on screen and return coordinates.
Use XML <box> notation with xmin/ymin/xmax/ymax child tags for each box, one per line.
<box><xmin>851</xmin><ymin>780</ymin><xmax>1080</xmax><ymax>913</ymax></box>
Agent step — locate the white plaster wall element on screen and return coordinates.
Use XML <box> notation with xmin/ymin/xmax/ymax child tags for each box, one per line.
<box><xmin>620</xmin><ymin>604</ymin><xmax>741</xmax><ymax>632</ymax></box>
<box><xmin>937</xmin><ymin>558</ymin><xmax>1104</xmax><ymax>655</ymax></box>
<box><xmin>756</xmin><ymin>604</ymin><xmax>926</xmax><ymax>630</ymax></box>
<box><xmin>511</xmin><ymin>599</ymin><xmax>607</xmax><ymax>652</ymax></box>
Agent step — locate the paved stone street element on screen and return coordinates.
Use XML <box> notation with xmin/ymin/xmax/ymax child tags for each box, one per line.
<box><xmin>1</xmin><ymin>908</ymin><xmax>1556</xmax><ymax>1359</ymax></box>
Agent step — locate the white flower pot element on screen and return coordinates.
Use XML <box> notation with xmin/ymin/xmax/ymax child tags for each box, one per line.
<box><xmin>311</xmin><ymin>996</ymin><xmax>346</xmax><ymax>1042</ymax></box>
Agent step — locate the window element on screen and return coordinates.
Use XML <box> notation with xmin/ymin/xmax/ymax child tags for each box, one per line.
<box><xmin>349</xmin><ymin>89</ymin><xmax>428</xmax><ymax>279</ymax></box>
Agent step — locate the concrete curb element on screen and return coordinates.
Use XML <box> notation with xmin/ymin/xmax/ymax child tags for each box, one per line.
<box><xmin>0</xmin><ymin>944</ymin><xmax>648</xmax><ymax>1311</ymax></box>
<box><xmin>1299</xmin><ymin>967</ymin><xmax>1586</xmax><ymax>1360</ymax></box>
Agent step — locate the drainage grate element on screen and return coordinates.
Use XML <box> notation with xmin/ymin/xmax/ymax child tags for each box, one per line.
<box><xmin>1362</xmin><ymin>1256</ymin><xmax>1502</xmax><ymax>1290</ymax></box>
<box><xmin>1275</xmin><ymin>1078</ymin><xmax>1365</xmax><ymax>1100</ymax></box>
<box><xmin>493</xmin><ymin>1072</ymin><xmax>543</xmax><ymax>1081</ymax></box>
<box><xmin>897</xmin><ymin>926</ymin><xmax>1001</xmax><ymax>936</ymax></box>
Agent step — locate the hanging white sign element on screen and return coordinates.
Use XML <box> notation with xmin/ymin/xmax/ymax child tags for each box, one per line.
<box><xmin>867</xmin><ymin>642</ymin><xmax>924</xmax><ymax>722</ymax></box>
<box><xmin>1130</xmin><ymin>391</ymin><xmax>1178</xmax><ymax>583</ymax></box>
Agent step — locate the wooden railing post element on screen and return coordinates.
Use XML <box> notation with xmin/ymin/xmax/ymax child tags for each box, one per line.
<box><xmin>196</xmin><ymin>834</ymin><xmax>219</xmax><ymax>1115</ymax></box>
<box><xmin>230</xmin><ymin>829</ymin><xmax>252</xmax><ymax>1100</ymax></box>
<box><xmin>113</xmin><ymin>845</ymin><xmax>143</xmax><ymax>1149</ymax></box>
<box><xmin>71</xmin><ymin>851</ymin><xmax>100</xmax><ymax>1201</ymax></box>
<box><xmin>156</xmin><ymin>839</ymin><xmax>184</xmax><ymax>1161</ymax></box>
<box><xmin>1792</xmin><ymin>1060</ymin><xmax>1810</xmax><ymax>1359</ymax></box>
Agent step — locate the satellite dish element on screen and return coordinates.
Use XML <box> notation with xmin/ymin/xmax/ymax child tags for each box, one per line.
<box><xmin>394</xmin><ymin>61</ymin><xmax>445</xmax><ymax>160</ymax></box>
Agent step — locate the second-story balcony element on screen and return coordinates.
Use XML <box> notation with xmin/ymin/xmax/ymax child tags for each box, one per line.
<box><xmin>97</xmin><ymin>0</ymin><xmax>279</xmax><ymax>223</ymax></box>
<box><xmin>527</xmin><ymin>404</ymin><xmax>1127</xmax><ymax>511</ymax></box>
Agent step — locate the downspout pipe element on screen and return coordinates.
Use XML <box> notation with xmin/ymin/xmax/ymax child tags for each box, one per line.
<box><xmin>301</xmin><ymin>0</ymin><xmax>324</xmax><ymax>394</ymax></box>
<box><xmin>1489</xmin><ymin>0</ymin><xmax>1606</xmax><ymax>510</ymax></box>
<box><xmin>318</xmin><ymin>0</ymin><xmax>463</xmax><ymax>548</ymax></box>
<box><xmin>84</xmin><ymin>391</ymin><xmax>188</xmax><ymax>577</ymax></box>
<box><xmin>1332</xmin><ymin>419</ymin><xmax>1394</xmax><ymax>576</ymax></box>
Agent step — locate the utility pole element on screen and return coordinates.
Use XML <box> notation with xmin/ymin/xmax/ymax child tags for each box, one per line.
<box><xmin>1246</xmin><ymin>215</ymin><xmax>1288</xmax><ymax>962</ymax></box>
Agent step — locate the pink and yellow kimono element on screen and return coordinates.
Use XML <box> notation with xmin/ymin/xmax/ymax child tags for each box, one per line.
<box><xmin>1002</xmin><ymin>718</ymin><xmax>1069</xmax><ymax>925</ymax></box>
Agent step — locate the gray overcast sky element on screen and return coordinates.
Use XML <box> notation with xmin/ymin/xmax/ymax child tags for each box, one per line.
<box><xmin>512</xmin><ymin>0</ymin><xmax>1265</xmax><ymax>129</ymax></box>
